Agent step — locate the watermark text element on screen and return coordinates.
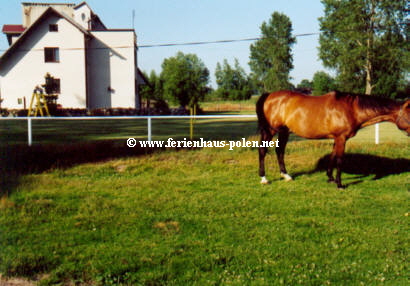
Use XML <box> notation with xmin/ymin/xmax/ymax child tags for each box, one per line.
<box><xmin>127</xmin><ymin>138</ymin><xmax>279</xmax><ymax>150</ymax></box>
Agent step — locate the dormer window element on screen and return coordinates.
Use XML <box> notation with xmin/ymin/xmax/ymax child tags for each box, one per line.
<box><xmin>49</xmin><ymin>24</ymin><xmax>58</xmax><ymax>32</ymax></box>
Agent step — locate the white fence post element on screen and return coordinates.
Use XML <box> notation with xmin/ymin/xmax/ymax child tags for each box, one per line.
<box><xmin>147</xmin><ymin>117</ymin><xmax>152</xmax><ymax>142</ymax></box>
<box><xmin>27</xmin><ymin>117</ymin><xmax>32</xmax><ymax>146</ymax></box>
<box><xmin>375</xmin><ymin>123</ymin><xmax>379</xmax><ymax>144</ymax></box>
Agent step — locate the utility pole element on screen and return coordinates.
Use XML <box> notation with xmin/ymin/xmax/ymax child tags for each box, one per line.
<box><xmin>132</xmin><ymin>10</ymin><xmax>135</xmax><ymax>29</ymax></box>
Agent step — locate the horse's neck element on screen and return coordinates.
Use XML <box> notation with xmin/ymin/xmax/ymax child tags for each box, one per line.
<box><xmin>360</xmin><ymin>113</ymin><xmax>396</xmax><ymax>127</ymax></box>
<box><xmin>356</xmin><ymin>102</ymin><xmax>399</xmax><ymax>128</ymax></box>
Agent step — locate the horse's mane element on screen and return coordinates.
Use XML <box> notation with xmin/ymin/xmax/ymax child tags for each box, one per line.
<box><xmin>334</xmin><ymin>91</ymin><xmax>400</xmax><ymax>114</ymax></box>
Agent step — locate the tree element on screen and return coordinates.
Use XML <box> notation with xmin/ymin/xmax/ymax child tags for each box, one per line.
<box><xmin>139</xmin><ymin>70</ymin><xmax>164</xmax><ymax>108</ymax></box>
<box><xmin>214</xmin><ymin>58</ymin><xmax>253</xmax><ymax>100</ymax></box>
<box><xmin>319</xmin><ymin>0</ymin><xmax>408</xmax><ymax>97</ymax></box>
<box><xmin>161</xmin><ymin>52</ymin><xmax>210</xmax><ymax>108</ymax></box>
<box><xmin>312</xmin><ymin>71</ymin><xmax>337</xmax><ymax>95</ymax></box>
<box><xmin>297</xmin><ymin>79</ymin><xmax>313</xmax><ymax>90</ymax></box>
<box><xmin>249</xmin><ymin>12</ymin><xmax>296</xmax><ymax>92</ymax></box>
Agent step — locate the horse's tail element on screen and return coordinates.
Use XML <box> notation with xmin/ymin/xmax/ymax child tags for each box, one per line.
<box><xmin>256</xmin><ymin>92</ymin><xmax>271</xmax><ymax>133</ymax></box>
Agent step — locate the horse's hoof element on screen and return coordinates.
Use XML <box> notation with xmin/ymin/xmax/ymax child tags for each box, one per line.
<box><xmin>280</xmin><ymin>173</ymin><xmax>293</xmax><ymax>182</ymax></box>
<box><xmin>337</xmin><ymin>185</ymin><xmax>346</xmax><ymax>190</ymax></box>
<box><xmin>327</xmin><ymin>178</ymin><xmax>335</xmax><ymax>183</ymax></box>
<box><xmin>260</xmin><ymin>177</ymin><xmax>269</xmax><ymax>184</ymax></box>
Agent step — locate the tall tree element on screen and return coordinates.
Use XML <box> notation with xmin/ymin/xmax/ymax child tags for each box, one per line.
<box><xmin>297</xmin><ymin>79</ymin><xmax>313</xmax><ymax>90</ymax></box>
<box><xmin>161</xmin><ymin>52</ymin><xmax>210</xmax><ymax>108</ymax></box>
<box><xmin>319</xmin><ymin>0</ymin><xmax>408</xmax><ymax>96</ymax></box>
<box><xmin>139</xmin><ymin>70</ymin><xmax>163</xmax><ymax>108</ymax></box>
<box><xmin>249</xmin><ymin>12</ymin><xmax>296</xmax><ymax>92</ymax></box>
<box><xmin>215</xmin><ymin>58</ymin><xmax>253</xmax><ymax>100</ymax></box>
<box><xmin>312</xmin><ymin>71</ymin><xmax>337</xmax><ymax>95</ymax></box>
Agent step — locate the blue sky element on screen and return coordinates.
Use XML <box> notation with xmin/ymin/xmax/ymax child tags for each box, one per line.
<box><xmin>0</xmin><ymin>0</ymin><xmax>327</xmax><ymax>86</ymax></box>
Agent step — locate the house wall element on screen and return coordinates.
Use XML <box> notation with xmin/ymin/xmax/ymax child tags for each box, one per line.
<box><xmin>22</xmin><ymin>3</ymin><xmax>75</xmax><ymax>28</ymax></box>
<box><xmin>87</xmin><ymin>31</ymin><xmax>137</xmax><ymax>109</ymax></box>
<box><xmin>11</xmin><ymin>35</ymin><xmax>20</xmax><ymax>45</ymax></box>
<box><xmin>0</xmin><ymin>15</ymin><xmax>87</xmax><ymax>109</ymax></box>
<box><xmin>73</xmin><ymin>4</ymin><xmax>91</xmax><ymax>30</ymax></box>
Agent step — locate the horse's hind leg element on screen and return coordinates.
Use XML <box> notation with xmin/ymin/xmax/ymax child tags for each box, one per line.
<box><xmin>327</xmin><ymin>137</ymin><xmax>346</xmax><ymax>189</ymax></box>
<box><xmin>259</xmin><ymin>128</ymin><xmax>274</xmax><ymax>184</ymax></box>
<box><xmin>276</xmin><ymin>128</ymin><xmax>293</xmax><ymax>181</ymax></box>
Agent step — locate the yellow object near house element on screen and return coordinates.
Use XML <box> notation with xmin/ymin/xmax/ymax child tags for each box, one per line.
<box><xmin>27</xmin><ymin>87</ymin><xmax>51</xmax><ymax>117</ymax></box>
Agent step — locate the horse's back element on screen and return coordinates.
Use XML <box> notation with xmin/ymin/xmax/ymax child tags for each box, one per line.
<box><xmin>263</xmin><ymin>90</ymin><xmax>336</xmax><ymax>122</ymax></box>
<box><xmin>266</xmin><ymin>90</ymin><xmax>337</xmax><ymax>102</ymax></box>
<box><xmin>263</xmin><ymin>90</ymin><xmax>355</xmax><ymax>138</ymax></box>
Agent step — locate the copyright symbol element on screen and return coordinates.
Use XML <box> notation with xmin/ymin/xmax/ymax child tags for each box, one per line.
<box><xmin>127</xmin><ymin>138</ymin><xmax>137</xmax><ymax>147</ymax></box>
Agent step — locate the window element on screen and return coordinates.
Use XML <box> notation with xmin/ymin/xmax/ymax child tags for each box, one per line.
<box><xmin>44</xmin><ymin>47</ymin><xmax>59</xmax><ymax>62</ymax></box>
<box><xmin>49</xmin><ymin>24</ymin><xmax>58</xmax><ymax>32</ymax></box>
<box><xmin>44</xmin><ymin>76</ymin><xmax>61</xmax><ymax>94</ymax></box>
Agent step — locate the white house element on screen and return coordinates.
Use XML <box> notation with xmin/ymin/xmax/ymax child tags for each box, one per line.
<box><xmin>0</xmin><ymin>2</ymin><xmax>147</xmax><ymax>110</ymax></box>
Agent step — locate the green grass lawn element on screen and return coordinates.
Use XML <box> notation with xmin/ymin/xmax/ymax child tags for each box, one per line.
<box><xmin>0</xmin><ymin>120</ymin><xmax>409</xmax><ymax>285</ymax></box>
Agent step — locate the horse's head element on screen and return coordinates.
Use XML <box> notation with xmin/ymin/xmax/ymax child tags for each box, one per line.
<box><xmin>396</xmin><ymin>100</ymin><xmax>410</xmax><ymax>135</ymax></box>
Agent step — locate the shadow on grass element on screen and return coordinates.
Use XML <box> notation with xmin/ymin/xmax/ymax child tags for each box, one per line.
<box><xmin>294</xmin><ymin>153</ymin><xmax>410</xmax><ymax>186</ymax></box>
<box><xmin>0</xmin><ymin>140</ymin><xmax>167</xmax><ymax>197</ymax></box>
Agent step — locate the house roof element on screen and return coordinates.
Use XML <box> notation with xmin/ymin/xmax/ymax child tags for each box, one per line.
<box><xmin>21</xmin><ymin>2</ymin><xmax>76</xmax><ymax>7</ymax></box>
<box><xmin>0</xmin><ymin>7</ymin><xmax>91</xmax><ymax>65</ymax></box>
<box><xmin>74</xmin><ymin>1</ymin><xmax>89</xmax><ymax>10</ymax></box>
<box><xmin>2</xmin><ymin>25</ymin><xmax>26</xmax><ymax>34</ymax></box>
<box><xmin>54</xmin><ymin>9</ymin><xmax>91</xmax><ymax>35</ymax></box>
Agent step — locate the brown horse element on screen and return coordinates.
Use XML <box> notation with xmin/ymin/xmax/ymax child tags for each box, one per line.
<box><xmin>256</xmin><ymin>90</ymin><xmax>410</xmax><ymax>188</ymax></box>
